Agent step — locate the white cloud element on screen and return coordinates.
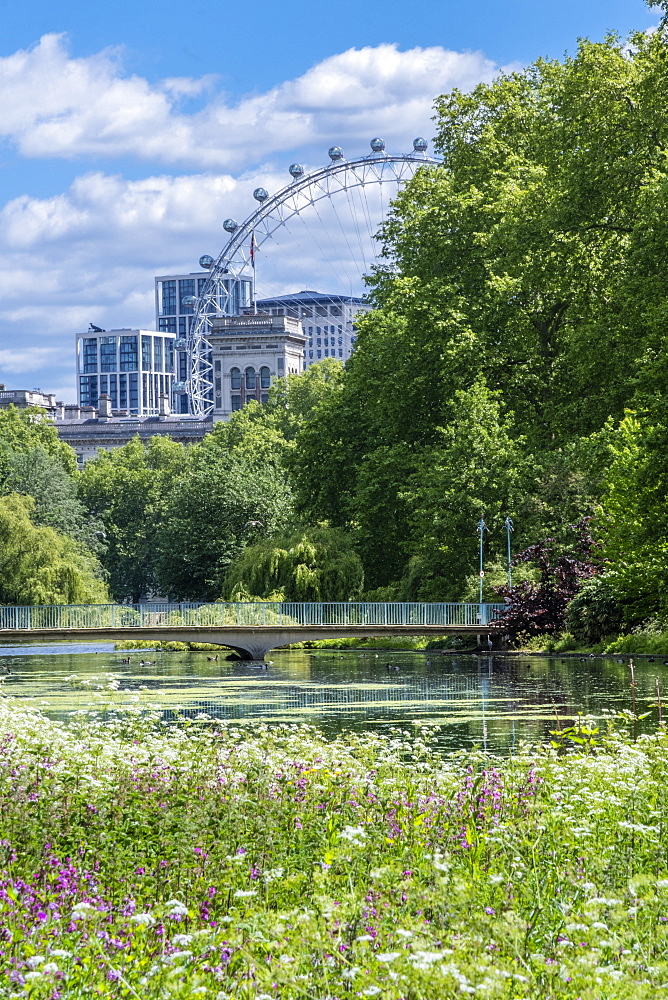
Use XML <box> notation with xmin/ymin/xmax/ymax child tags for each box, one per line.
<box><xmin>0</xmin><ymin>34</ymin><xmax>511</xmax><ymax>168</ymax></box>
<box><xmin>0</xmin><ymin>34</ymin><xmax>514</xmax><ymax>397</ymax></box>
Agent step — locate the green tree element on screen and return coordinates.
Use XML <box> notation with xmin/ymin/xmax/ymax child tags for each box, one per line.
<box><xmin>155</xmin><ymin>455</ymin><xmax>294</xmax><ymax>601</ymax></box>
<box><xmin>224</xmin><ymin>524</ymin><xmax>364</xmax><ymax>602</ymax></box>
<box><xmin>0</xmin><ymin>494</ymin><xmax>107</xmax><ymax>605</ymax></box>
<box><xmin>78</xmin><ymin>436</ymin><xmax>187</xmax><ymax>602</ymax></box>
<box><xmin>0</xmin><ymin>406</ymin><xmax>77</xmax><ymax>481</ymax></box>
<box><xmin>3</xmin><ymin>447</ymin><xmax>102</xmax><ymax>548</ymax></box>
<box><xmin>595</xmin><ymin>409</ymin><xmax>668</xmax><ymax>623</ymax></box>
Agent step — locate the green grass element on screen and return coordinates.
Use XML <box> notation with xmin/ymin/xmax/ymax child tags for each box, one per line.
<box><xmin>1</xmin><ymin>698</ymin><xmax>668</xmax><ymax>998</ymax></box>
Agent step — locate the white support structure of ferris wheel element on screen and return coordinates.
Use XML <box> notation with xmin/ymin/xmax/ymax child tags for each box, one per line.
<box><xmin>182</xmin><ymin>138</ymin><xmax>440</xmax><ymax>417</ymax></box>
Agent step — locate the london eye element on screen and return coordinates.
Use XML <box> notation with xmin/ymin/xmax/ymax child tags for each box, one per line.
<box><xmin>180</xmin><ymin>138</ymin><xmax>441</xmax><ymax>416</ymax></box>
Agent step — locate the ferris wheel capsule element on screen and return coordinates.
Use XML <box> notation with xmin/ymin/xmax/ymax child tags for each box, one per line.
<box><xmin>253</xmin><ymin>187</ymin><xmax>269</xmax><ymax>202</ymax></box>
<box><xmin>413</xmin><ymin>137</ymin><xmax>429</xmax><ymax>152</ymax></box>
<box><xmin>174</xmin><ymin>338</ymin><xmax>187</xmax><ymax>351</ymax></box>
<box><xmin>198</xmin><ymin>254</ymin><xmax>214</xmax><ymax>269</ymax></box>
<box><xmin>182</xmin><ymin>295</ymin><xmax>197</xmax><ymax>307</ymax></box>
<box><xmin>370</xmin><ymin>137</ymin><xmax>385</xmax><ymax>152</ymax></box>
<box><xmin>328</xmin><ymin>146</ymin><xmax>344</xmax><ymax>161</ymax></box>
<box><xmin>223</xmin><ymin>218</ymin><xmax>238</xmax><ymax>233</ymax></box>
<box><xmin>289</xmin><ymin>163</ymin><xmax>304</xmax><ymax>179</ymax></box>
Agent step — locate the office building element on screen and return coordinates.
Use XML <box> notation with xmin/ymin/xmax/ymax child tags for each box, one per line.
<box><xmin>245</xmin><ymin>291</ymin><xmax>370</xmax><ymax>368</ymax></box>
<box><xmin>76</xmin><ymin>328</ymin><xmax>176</xmax><ymax>416</ymax></box>
<box><xmin>207</xmin><ymin>314</ymin><xmax>306</xmax><ymax>421</ymax></box>
<box><xmin>155</xmin><ymin>272</ymin><xmax>252</xmax><ymax>413</ymax></box>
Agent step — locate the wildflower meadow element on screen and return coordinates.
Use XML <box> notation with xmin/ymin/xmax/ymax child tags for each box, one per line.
<box><xmin>1</xmin><ymin>696</ymin><xmax>668</xmax><ymax>998</ymax></box>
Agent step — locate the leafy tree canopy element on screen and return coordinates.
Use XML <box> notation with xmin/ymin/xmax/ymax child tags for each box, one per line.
<box><xmin>0</xmin><ymin>406</ymin><xmax>77</xmax><ymax>479</ymax></box>
<box><xmin>0</xmin><ymin>494</ymin><xmax>108</xmax><ymax>605</ymax></box>
<box><xmin>78</xmin><ymin>436</ymin><xmax>187</xmax><ymax>603</ymax></box>
<box><xmin>224</xmin><ymin>524</ymin><xmax>364</xmax><ymax>602</ymax></box>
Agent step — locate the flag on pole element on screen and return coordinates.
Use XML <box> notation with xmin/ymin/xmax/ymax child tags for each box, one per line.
<box><xmin>250</xmin><ymin>232</ymin><xmax>256</xmax><ymax>268</ymax></box>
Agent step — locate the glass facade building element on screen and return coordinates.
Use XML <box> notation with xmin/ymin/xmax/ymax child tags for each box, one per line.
<box><xmin>76</xmin><ymin>330</ymin><xmax>176</xmax><ymax>416</ymax></box>
<box><xmin>247</xmin><ymin>291</ymin><xmax>370</xmax><ymax>370</ymax></box>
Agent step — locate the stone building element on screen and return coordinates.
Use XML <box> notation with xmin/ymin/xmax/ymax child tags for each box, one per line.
<box><xmin>207</xmin><ymin>314</ymin><xmax>306</xmax><ymax>421</ymax></box>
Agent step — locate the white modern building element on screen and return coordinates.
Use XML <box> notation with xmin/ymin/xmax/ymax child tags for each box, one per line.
<box><xmin>208</xmin><ymin>315</ymin><xmax>306</xmax><ymax>421</ymax></box>
<box><xmin>155</xmin><ymin>271</ymin><xmax>252</xmax><ymax>413</ymax></box>
<box><xmin>76</xmin><ymin>328</ymin><xmax>176</xmax><ymax>416</ymax></box>
<box><xmin>245</xmin><ymin>291</ymin><xmax>370</xmax><ymax>368</ymax></box>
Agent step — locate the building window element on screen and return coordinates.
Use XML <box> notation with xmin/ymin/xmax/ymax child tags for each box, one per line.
<box><xmin>154</xmin><ymin>337</ymin><xmax>163</xmax><ymax>372</ymax></box>
<box><xmin>129</xmin><ymin>373</ymin><xmax>139</xmax><ymax>412</ymax></box>
<box><xmin>198</xmin><ymin>277</ymin><xmax>208</xmax><ymax>296</ymax></box>
<box><xmin>316</xmin><ymin>306</ymin><xmax>327</xmax><ymax>316</ymax></box>
<box><xmin>330</xmin><ymin>305</ymin><xmax>342</xmax><ymax>316</ymax></box>
<box><xmin>100</xmin><ymin>375</ymin><xmax>108</xmax><ymax>395</ymax></box>
<box><xmin>317</xmin><ymin>338</ymin><xmax>321</xmax><ymax>347</ymax></box>
<box><xmin>214</xmin><ymin>360</ymin><xmax>221</xmax><ymax>372</ymax></box>
<box><xmin>119</xmin><ymin>373</ymin><xmax>127</xmax><ymax>408</ymax></box>
<box><xmin>324</xmin><ymin>349</ymin><xmax>329</xmax><ymax>356</ymax></box>
<box><xmin>302</xmin><ymin>308</ymin><xmax>312</xmax><ymax>319</ymax></box>
<box><xmin>261</xmin><ymin>393</ymin><xmax>269</xmax><ymax>404</ymax></box>
<box><xmin>109</xmin><ymin>374</ymin><xmax>118</xmax><ymax>409</ymax></box>
<box><xmin>79</xmin><ymin>375</ymin><xmax>98</xmax><ymax>406</ymax></box>
<box><xmin>245</xmin><ymin>395</ymin><xmax>255</xmax><ymax>405</ymax></box>
<box><xmin>178</xmin><ymin>352</ymin><xmax>188</xmax><ymax>380</ymax></box>
<box><xmin>142</xmin><ymin>336</ymin><xmax>152</xmax><ymax>370</ymax></box>
<box><xmin>231</xmin><ymin>395</ymin><xmax>241</xmax><ymax>411</ymax></box>
<box><xmin>160</xmin><ymin>280</ymin><xmax>176</xmax><ymax>315</ymax></box>
<box><xmin>339</xmin><ymin>349</ymin><xmax>343</xmax><ymax>357</ymax></box>
<box><xmin>316</xmin><ymin>327</ymin><xmax>321</xmax><ymax>335</ymax></box>
<box><xmin>82</xmin><ymin>338</ymin><xmax>98</xmax><ymax>373</ymax></box>
<box><xmin>165</xmin><ymin>340</ymin><xmax>174</xmax><ymax>373</ymax></box>
<box><xmin>317</xmin><ymin>350</ymin><xmax>321</xmax><ymax>359</ymax></box>
<box><xmin>230</xmin><ymin>367</ymin><xmax>241</xmax><ymax>390</ymax></box>
<box><xmin>260</xmin><ymin>366</ymin><xmax>270</xmax><ymax>389</ymax></box>
<box><xmin>159</xmin><ymin>317</ymin><xmax>176</xmax><ymax>333</ymax></box>
<box><xmin>309</xmin><ymin>351</ymin><xmax>313</xmax><ymax>359</ymax></box>
<box><xmin>277</xmin><ymin>358</ymin><xmax>284</xmax><ymax>372</ymax></box>
<box><xmin>179</xmin><ymin>279</ymin><xmax>195</xmax><ymax>313</ymax></box>
<box><xmin>308</xmin><ymin>338</ymin><xmax>313</xmax><ymax>347</ymax></box>
<box><xmin>338</xmin><ymin>336</ymin><xmax>343</xmax><ymax>345</ymax></box>
<box><xmin>99</xmin><ymin>336</ymin><xmax>117</xmax><ymax>372</ymax></box>
<box><xmin>178</xmin><ymin>317</ymin><xmax>187</xmax><ymax>336</ymax></box>
<box><xmin>245</xmin><ymin>366</ymin><xmax>256</xmax><ymax>390</ymax></box>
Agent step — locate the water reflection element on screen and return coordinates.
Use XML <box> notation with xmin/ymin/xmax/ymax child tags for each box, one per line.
<box><xmin>0</xmin><ymin>645</ymin><xmax>660</xmax><ymax>753</ymax></box>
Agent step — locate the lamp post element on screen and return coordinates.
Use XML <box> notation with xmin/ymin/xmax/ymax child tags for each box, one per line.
<box><xmin>477</xmin><ymin>517</ymin><xmax>488</xmax><ymax>606</ymax></box>
<box><xmin>504</xmin><ymin>516</ymin><xmax>514</xmax><ymax>591</ymax></box>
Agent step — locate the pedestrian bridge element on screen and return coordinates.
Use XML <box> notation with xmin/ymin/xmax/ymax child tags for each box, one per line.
<box><xmin>0</xmin><ymin>601</ymin><xmax>507</xmax><ymax>660</ymax></box>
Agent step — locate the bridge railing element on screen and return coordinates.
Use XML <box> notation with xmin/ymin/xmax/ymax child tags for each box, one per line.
<box><xmin>0</xmin><ymin>602</ymin><xmax>507</xmax><ymax>630</ymax></box>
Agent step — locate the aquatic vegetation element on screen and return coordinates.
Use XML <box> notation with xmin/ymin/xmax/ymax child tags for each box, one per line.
<box><xmin>1</xmin><ymin>700</ymin><xmax>668</xmax><ymax>997</ymax></box>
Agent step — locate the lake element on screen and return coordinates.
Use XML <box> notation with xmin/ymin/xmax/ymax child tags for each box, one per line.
<box><xmin>0</xmin><ymin>643</ymin><xmax>659</xmax><ymax>752</ymax></box>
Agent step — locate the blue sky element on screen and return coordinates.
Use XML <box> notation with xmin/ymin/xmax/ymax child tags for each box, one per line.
<box><xmin>0</xmin><ymin>0</ymin><xmax>658</xmax><ymax>400</ymax></box>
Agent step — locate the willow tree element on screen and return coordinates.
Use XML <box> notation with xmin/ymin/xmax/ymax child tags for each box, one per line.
<box><xmin>0</xmin><ymin>494</ymin><xmax>108</xmax><ymax>605</ymax></box>
<box><xmin>224</xmin><ymin>525</ymin><xmax>364</xmax><ymax>602</ymax></box>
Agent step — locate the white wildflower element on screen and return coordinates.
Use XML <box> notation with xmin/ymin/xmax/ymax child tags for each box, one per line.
<box><xmin>172</xmin><ymin>934</ymin><xmax>193</xmax><ymax>946</ymax></box>
<box><xmin>233</xmin><ymin>889</ymin><xmax>257</xmax><ymax>898</ymax></box>
<box><xmin>165</xmin><ymin>899</ymin><xmax>188</xmax><ymax>916</ymax></box>
<box><xmin>361</xmin><ymin>988</ymin><xmax>382</xmax><ymax>996</ymax></box>
<box><xmin>376</xmin><ymin>952</ymin><xmax>401</xmax><ymax>962</ymax></box>
<box><xmin>130</xmin><ymin>912</ymin><xmax>155</xmax><ymax>926</ymax></box>
<box><xmin>42</xmin><ymin>963</ymin><xmax>59</xmax><ymax>975</ymax></box>
<box><xmin>24</xmin><ymin>971</ymin><xmax>43</xmax><ymax>982</ymax></box>
<box><xmin>339</xmin><ymin>824</ymin><xmax>366</xmax><ymax>844</ymax></box>
<box><xmin>27</xmin><ymin>956</ymin><xmax>45</xmax><ymax>969</ymax></box>
<box><xmin>395</xmin><ymin>929</ymin><xmax>413</xmax><ymax>938</ymax></box>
